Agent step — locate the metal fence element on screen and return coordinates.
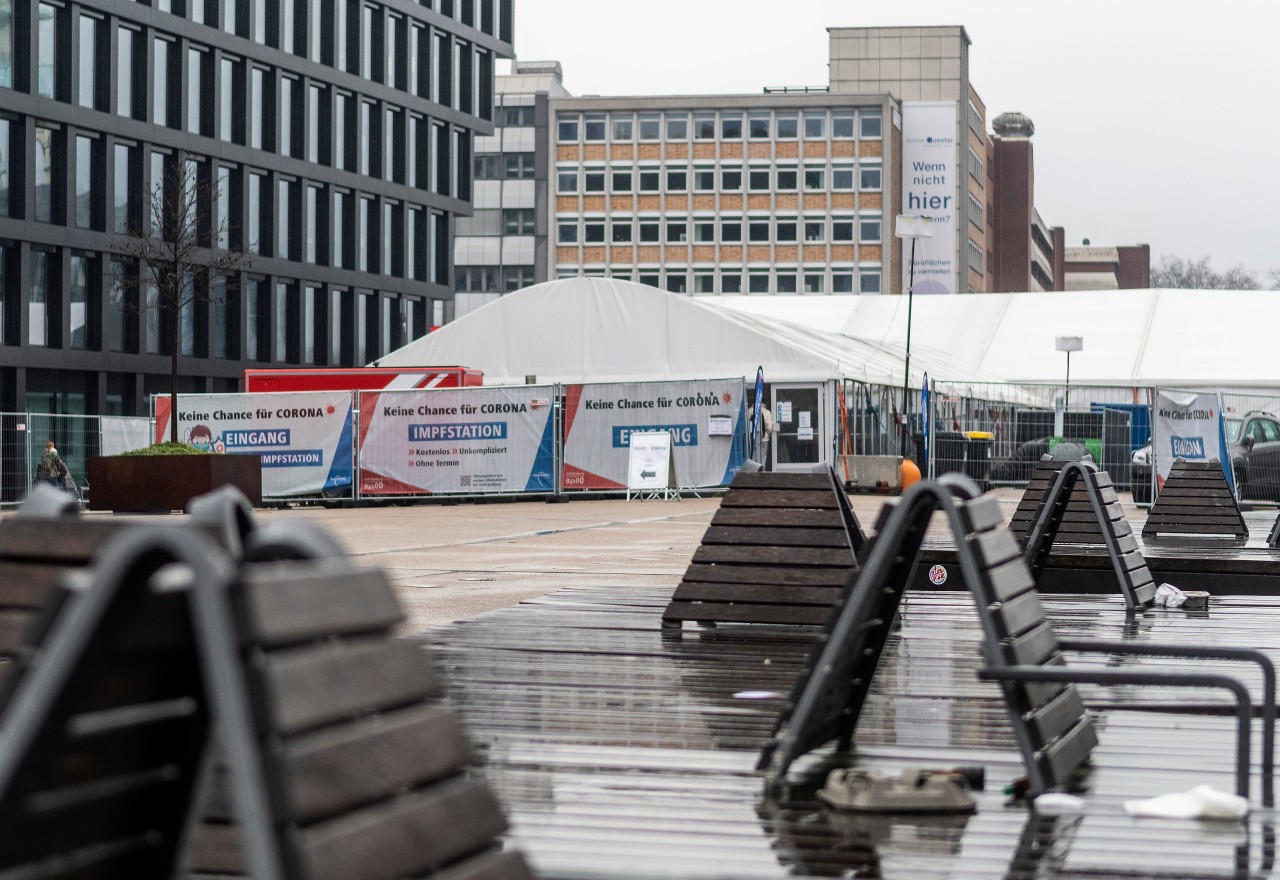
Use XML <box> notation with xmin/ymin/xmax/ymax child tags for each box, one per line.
<box><xmin>0</xmin><ymin>413</ymin><xmax>153</xmax><ymax>505</ymax></box>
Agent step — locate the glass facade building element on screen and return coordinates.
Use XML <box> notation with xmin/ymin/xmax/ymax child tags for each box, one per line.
<box><xmin>0</xmin><ymin>0</ymin><xmax>512</xmax><ymax>414</ymax></box>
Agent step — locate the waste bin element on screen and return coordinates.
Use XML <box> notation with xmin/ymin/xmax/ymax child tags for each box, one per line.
<box><xmin>964</xmin><ymin>431</ymin><xmax>994</xmax><ymax>486</ymax></box>
<box><xmin>934</xmin><ymin>431</ymin><xmax>967</xmax><ymax>477</ymax></box>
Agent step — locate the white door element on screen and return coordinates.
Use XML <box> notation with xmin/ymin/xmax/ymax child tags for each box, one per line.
<box><xmin>771</xmin><ymin>384</ymin><xmax>829</xmax><ymax>472</ymax></box>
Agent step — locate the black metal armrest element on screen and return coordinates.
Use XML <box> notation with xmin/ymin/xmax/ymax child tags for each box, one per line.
<box><xmin>979</xmin><ymin>663</ymin><xmax>1256</xmax><ymax>801</ymax></box>
<box><xmin>1057</xmin><ymin>638</ymin><xmax>1275</xmax><ymax>806</ymax></box>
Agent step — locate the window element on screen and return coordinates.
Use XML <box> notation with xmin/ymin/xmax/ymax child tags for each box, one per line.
<box><xmin>776</xmin><ymin>113</ymin><xmax>798</xmax><ymax>139</ymax></box>
<box><xmin>832</xmin><ymin>111</ymin><xmax>855</xmax><ymax>139</ymax></box>
<box><xmin>556</xmin><ymin>169</ymin><xmax>577</xmax><ymax>193</ymax></box>
<box><xmin>248</xmin><ymin>171</ymin><xmax>263</xmax><ymax>253</ymax></box>
<box><xmin>859</xmin><ymin>217</ymin><xmax>882</xmax><ymax>243</ymax></box>
<box><xmin>748</xmin><ymin>220</ymin><xmax>769</xmax><ymax>242</ymax></box>
<box><xmin>612</xmin><ymin>116</ymin><xmax>632</xmax><ymax>140</ymax></box>
<box><xmin>721</xmin><ymin>114</ymin><xmax>742</xmax><ymax>139</ymax></box>
<box><xmin>580</xmin><ymin>221</ymin><xmax>604</xmax><ymax>244</ymax></box>
<box><xmin>0</xmin><ymin>0</ymin><xmax>12</xmax><ymax>88</ymax></box>
<box><xmin>693</xmin><ymin>221</ymin><xmax>715</xmax><ymax>243</ymax></box>
<box><xmin>219</xmin><ymin>57</ymin><xmax>237</xmax><ymax>142</ymax></box>
<box><xmin>611</xmin><ymin>220</ymin><xmax>631</xmax><ymax>243</ymax></box>
<box><xmin>665</xmin><ymin>114</ymin><xmax>687</xmax><ymax>140</ymax></box>
<box><xmin>804</xmin><ymin>112</ymin><xmax>825</xmax><ymax>139</ymax></box>
<box><xmin>557</xmin><ymin>116</ymin><xmax>578</xmax><ymax>141</ymax></box>
<box><xmin>666</xmin><ymin>220</ymin><xmax>686</xmax><ymax>243</ymax></box>
<box><xmin>332</xmin><ymin>190</ymin><xmax>348</xmax><ymax>267</ymax></box>
<box><xmin>693</xmin><ymin>166</ymin><xmax>715</xmax><ymax>191</ymax></box>
<box><xmin>748</xmin><ymin>113</ymin><xmax>770</xmax><ymax>139</ymax></box>
<box><xmin>776</xmin><ymin>166</ymin><xmax>797</xmax><ymax>190</ymax></box>
<box><xmin>803</xmin><ymin>218</ymin><xmax>824</xmax><ymax>242</ymax></box>
<box><xmin>108</xmin><ymin>259</ymin><xmax>134</xmax><ymax>352</ymax></box>
<box><xmin>803</xmin><ymin>273</ymin><xmax>823</xmax><ymax>293</ymax></box>
<box><xmin>860</xmin><ymin>271</ymin><xmax>882</xmax><ymax>294</ymax></box>
<box><xmin>473</xmin><ymin>154</ymin><xmax>500</xmax><ymax>179</ymax></box>
<box><xmin>212</xmin><ymin>276</ymin><xmax>231</xmax><ymax>358</ymax></box>
<box><xmin>638</xmin><ymin>113</ymin><xmax>660</xmax><ymax>140</ymax></box>
<box><xmin>502</xmin><ymin>105</ymin><xmax>534</xmax><ymax>126</ymax></box>
<box><xmin>503</xmin><ymin>153</ymin><xmax>535</xmax><ymax>179</ymax></box>
<box><xmin>666</xmin><ymin>272</ymin><xmax>687</xmax><ymax>293</ymax></box>
<box><xmin>637</xmin><ymin>273</ymin><xmax>659</xmax><ymax>287</ymax></box>
<box><xmin>215</xmin><ymin>165</ymin><xmax>231</xmax><ymax>249</ymax></box>
<box><xmin>693</xmin><ymin>113</ymin><xmax>715</xmax><ymax>139</ymax></box>
<box><xmin>748</xmin><ymin>272</ymin><xmax>769</xmax><ymax>293</ymax></box>
<box><xmin>504</xmin><ymin>267</ymin><xmax>534</xmax><ymax>290</ymax></box>
<box><xmin>503</xmin><ymin>208</ymin><xmax>534</xmax><ymax>235</ymax></box>
<box><xmin>832</xmin><ymin>218</ymin><xmax>854</xmax><ymax>242</ymax></box>
<box><xmin>748</xmin><ymin>166</ymin><xmax>770</xmax><ymax>191</ymax></box>
<box><xmin>75</xmin><ymin>135</ymin><xmax>96</xmax><ymax>229</ymax></box>
<box><xmin>832</xmin><ymin>164</ymin><xmax>854</xmax><ymax>190</ymax></box>
<box><xmin>583</xmin><ymin>169</ymin><xmax>605</xmax><ymax>192</ymax></box>
<box><xmin>693</xmin><ymin>273</ymin><xmax>714</xmax><ymax>294</ymax></box>
<box><xmin>69</xmin><ymin>253</ymin><xmax>88</xmax><ymax>349</ymax></box>
<box><xmin>638</xmin><ymin>221</ymin><xmax>659</xmax><ymax>242</ymax></box>
<box><xmin>721</xmin><ymin>274</ymin><xmax>741</xmax><ymax>293</ymax></box>
<box><xmin>34</xmin><ymin>126</ymin><xmax>56</xmax><ymax>223</ymax></box>
<box><xmin>37</xmin><ymin>3</ymin><xmax>58</xmax><ymax>99</ymax></box>
<box><xmin>359</xmin><ymin>99</ymin><xmax>373</xmax><ymax>176</ymax></box>
<box><xmin>117</xmin><ymin>27</ymin><xmax>135</xmax><ymax>117</ymax></box>
<box><xmin>861</xmin><ymin>112</ymin><xmax>882</xmax><ymax>138</ymax></box>
<box><xmin>776</xmin><ymin>272</ymin><xmax>797</xmax><ymax>294</ymax></box>
<box><xmin>721</xmin><ymin>167</ymin><xmax>742</xmax><ymax>191</ymax></box>
<box><xmin>803</xmin><ymin>165</ymin><xmax>825</xmax><ymax>190</ymax></box>
<box><xmin>775</xmin><ymin>220</ymin><xmax>797</xmax><ymax>242</ymax></box>
<box><xmin>187</xmin><ymin>48</ymin><xmax>208</xmax><ymax>135</ymax></box>
<box><xmin>666</xmin><ymin>166</ymin><xmax>687</xmax><ymax>191</ymax></box>
<box><xmin>832</xmin><ymin>272</ymin><xmax>854</xmax><ymax>294</ymax></box>
<box><xmin>557</xmin><ymin>222</ymin><xmax>577</xmax><ymax>244</ymax></box>
<box><xmin>277</xmin><ymin>178</ymin><xmax>293</xmax><ymax>258</ymax></box>
<box><xmin>153</xmin><ymin>38</ymin><xmax>171</xmax><ymax>125</ymax></box>
<box><xmin>78</xmin><ymin>14</ymin><xmax>98</xmax><ymax>109</ymax></box>
<box><xmin>721</xmin><ymin>218</ymin><xmax>741</xmax><ymax>242</ymax></box>
<box><xmin>638</xmin><ymin>167</ymin><xmax>660</xmax><ymax>191</ymax></box>
<box><xmin>611</xmin><ymin>167</ymin><xmax>632</xmax><ymax>192</ymax></box>
<box><xmin>29</xmin><ymin>249</ymin><xmax>48</xmax><ymax>346</ymax></box>
<box><xmin>250</xmin><ymin>68</ymin><xmax>266</xmax><ymax>149</ymax></box>
<box><xmin>305</xmin><ymin>184</ymin><xmax>319</xmax><ymax>262</ymax></box>
<box><xmin>310</xmin><ymin>85</ymin><xmax>323</xmax><ymax>164</ymax></box>
<box><xmin>583</xmin><ymin>114</ymin><xmax>605</xmax><ymax>141</ymax></box>
<box><xmin>282</xmin><ymin>77</ymin><xmax>300</xmax><ymax>159</ymax></box>
<box><xmin>113</xmin><ymin>143</ymin><xmax>132</xmax><ymax>233</ymax></box>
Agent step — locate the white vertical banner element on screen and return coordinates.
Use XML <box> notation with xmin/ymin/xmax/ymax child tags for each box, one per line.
<box><xmin>1151</xmin><ymin>389</ymin><xmax>1230</xmax><ymax>489</ymax></box>
<box><xmin>901</xmin><ymin>101</ymin><xmax>959</xmax><ymax>295</ymax></box>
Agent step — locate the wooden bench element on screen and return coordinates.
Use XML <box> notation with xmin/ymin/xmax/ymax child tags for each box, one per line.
<box><xmin>1009</xmin><ymin>457</ymin><xmax>1109</xmax><ymax>548</ymax></box>
<box><xmin>183</xmin><ymin>526</ymin><xmax>532</xmax><ymax>880</ymax></box>
<box><xmin>759</xmin><ymin>474</ymin><xmax>1274</xmax><ymax>804</ymax></box>
<box><xmin>662</xmin><ymin>469</ymin><xmax>866</xmax><ymax>628</ymax></box>
<box><xmin>0</xmin><ymin>526</ymin><xmax>226</xmax><ymax>878</ymax></box>
<box><xmin>1143</xmin><ymin>459</ymin><xmax>1249</xmax><ymax>541</ymax></box>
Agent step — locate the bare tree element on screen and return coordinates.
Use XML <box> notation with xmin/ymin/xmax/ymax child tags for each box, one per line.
<box><xmin>118</xmin><ymin>152</ymin><xmax>251</xmax><ymax>442</ymax></box>
<box><xmin>1151</xmin><ymin>255</ymin><xmax>1266</xmax><ymax>290</ymax></box>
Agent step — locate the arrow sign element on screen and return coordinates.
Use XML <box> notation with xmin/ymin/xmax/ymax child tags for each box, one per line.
<box><xmin>640</xmin><ymin>469</ymin><xmax>655</xmax><ymax>479</ymax></box>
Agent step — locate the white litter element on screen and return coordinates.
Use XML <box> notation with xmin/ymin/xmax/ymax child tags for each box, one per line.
<box><xmin>732</xmin><ymin>690</ymin><xmax>779</xmax><ymax>700</ymax></box>
<box><xmin>1123</xmin><ymin>785</ymin><xmax>1249</xmax><ymax>821</ymax></box>
<box><xmin>1032</xmin><ymin>792</ymin><xmax>1086</xmax><ymax>815</ymax></box>
<box><xmin>1154</xmin><ymin>583</ymin><xmax>1188</xmax><ymax>608</ymax></box>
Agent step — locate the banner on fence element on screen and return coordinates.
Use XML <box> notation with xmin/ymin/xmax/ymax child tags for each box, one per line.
<box><xmin>1151</xmin><ymin>388</ymin><xmax>1230</xmax><ymax>488</ymax></box>
<box><xmin>560</xmin><ymin>379</ymin><xmax>747</xmax><ymax>490</ymax></box>
<box><xmin>153</xmin><ymin>391</ymin><xmax>354</xmax><ymax>497</ymax></box>
<box><xmin>357</xmin><ymin>386</ymin><xmax>556</xmax><ymax>495</ymax></box>
<box><xmin>101</xmin><ymin>416</ymin><xmax>152</xmax><ymax>456</ymax></box>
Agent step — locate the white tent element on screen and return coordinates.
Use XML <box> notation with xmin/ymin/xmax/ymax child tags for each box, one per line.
<box><xmin>710</xmin><ymin>289</ymin><xmax>1280</xmax><ymax>393</ymax></box>
<box><xmin>380</xmin><ymin>278</ymin><xmax>1016</xmax><ymax>395</ymax></box>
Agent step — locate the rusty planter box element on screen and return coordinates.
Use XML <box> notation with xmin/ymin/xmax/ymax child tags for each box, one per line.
<box><xmin>88</xmin><ymin>454</ymin><xmax>262</xmax><ymax>512</ymax></box>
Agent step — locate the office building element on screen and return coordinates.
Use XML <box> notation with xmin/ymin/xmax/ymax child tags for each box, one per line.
<box><xmin>1064</xmin><ymin>244</ymin><xmax>1151</xmax><ymax>290</ymax></box>
<box><xmin>0</xmin><ymin>0</ymin><xmax>512</xmax><ymax>414</ymax></box>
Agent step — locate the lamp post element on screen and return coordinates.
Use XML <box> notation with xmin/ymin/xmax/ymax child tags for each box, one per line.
<box><xmin>1055</xmin><ymin>335</ymin><xmax>1083</xmax><ymax>412</ymax></box>
<box><xmin>894</xmin><ymin>215</ymin><xmax>934</xmax><ymax>460</ymax></box>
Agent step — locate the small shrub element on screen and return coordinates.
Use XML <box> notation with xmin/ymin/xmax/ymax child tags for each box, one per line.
<box><xmin>118</xmin><ymin>441</ymin><xmax>211</xmax><ymax>457</ymax></box>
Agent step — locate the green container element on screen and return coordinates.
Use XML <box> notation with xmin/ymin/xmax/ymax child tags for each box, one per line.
<box><xmin>1049</xmin><ymin>436</ymin><xmax>1102</xmax><ymax>463</ymax></box>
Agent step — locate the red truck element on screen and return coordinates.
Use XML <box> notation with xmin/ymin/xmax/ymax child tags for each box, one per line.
<box><xmin>243</xmin><ymin>366</ymin><xmax>483</xmax><ymax>394</ymax></box>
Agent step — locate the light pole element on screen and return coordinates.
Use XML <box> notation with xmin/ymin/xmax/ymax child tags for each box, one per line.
<box><xmin>1055</xmin><ymin>335</ymin><xmax>1083</xmax><ymax>412</ymax></box>
<box><xmin>894</xmin><ymin>215</ymin><xmax>933</xmax><ymax>460</ymax></box>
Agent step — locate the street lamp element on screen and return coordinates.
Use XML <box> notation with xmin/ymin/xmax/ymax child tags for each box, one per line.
<box><xmin>894</xmin><ymin>215</ymin><xmax>934</xmax><ymax>460</ymax></box>
<box><xmin>1055</xmin><ymin>335</ymin><xmax>1083</xmax><ymax>413</ymax></box>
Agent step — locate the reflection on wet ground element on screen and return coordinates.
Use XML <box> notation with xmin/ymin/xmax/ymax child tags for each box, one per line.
<box><xmin>431</xmin><ymin>585</ymin><xmax>1280</xmax><ymax>879</ymax></box>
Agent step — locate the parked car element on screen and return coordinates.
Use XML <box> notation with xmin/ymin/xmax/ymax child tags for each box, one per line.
<box><xmin>1130</xmin><ymin>411</ymin><xmax>1280</xmax><ymax>503</ymax></box>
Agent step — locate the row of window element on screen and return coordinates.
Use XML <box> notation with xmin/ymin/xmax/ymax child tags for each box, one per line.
<box><xmin>553</xmin><ymin>268</ymin><xmax>884</xmax><ymax>296</ymax></box>
<box><xmin>556</xmin><ymin>109</ymin><xmax>883</xmax><ymax>143</ymax></box>
<box><xmin>0</xmin><ymin>244</ymin><xmax>441</xmax><ymax>366</ymax></box>
<box><xmin>8</xmin><ymin>117</ymin><xmax>470</xmax><ymax>262</ymax></box>
<box><xmin>454</xmin><ymin>265</ymin><xmax>534</xmax><ymax>293</ymax></box>
<box><xmin>556</xmin><ymin>217</ymin><xmax>884</xmax><ymax>246</ymax></box>
<box><xmin>553</xmin><ymin>162</ymin><xmax>883</xmax><ymax>194</ymax></box>
<box><xmin>8</xmin><ymin>0</ymin><xmax>509</xmax><ymax>108</ymax></box>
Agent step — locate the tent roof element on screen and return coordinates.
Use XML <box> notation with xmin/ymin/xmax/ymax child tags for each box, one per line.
<box><xmin>711</xmin><ymin>289</ymin><xmax>1280</xmax><ymax>392</ymax></box>
<box><xmin>379</xmin><ymin>278</ymin><xmax>1009</xmax><ymax>392</ymax></box>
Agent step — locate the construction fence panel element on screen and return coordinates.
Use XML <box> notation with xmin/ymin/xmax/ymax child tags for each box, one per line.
<box><xmin>1219</xmin><ymin>391</ymin><xmax>1280</xmax><ymax>504</ymax></box>
<box><xmin>929</xmin><ymin>381</ymin><xmax>1153</xmax><ymax>506</ymax></box>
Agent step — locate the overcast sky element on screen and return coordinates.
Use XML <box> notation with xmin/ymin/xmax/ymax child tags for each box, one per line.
<box><xmin>509</xmin><ymin>0</ymin><xmax>1280</xmax><ymax>279</ymax></box>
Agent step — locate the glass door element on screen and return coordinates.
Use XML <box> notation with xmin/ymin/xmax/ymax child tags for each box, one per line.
<box><xmin>772</xmin><ymin>384</ymin><xmax>822</xmax><ymax>471</ymax></box>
